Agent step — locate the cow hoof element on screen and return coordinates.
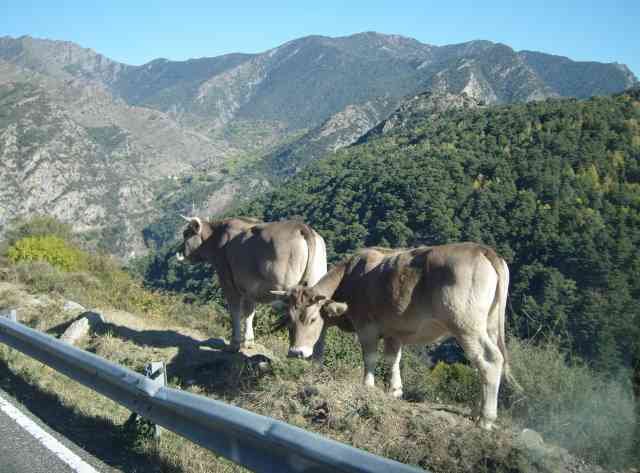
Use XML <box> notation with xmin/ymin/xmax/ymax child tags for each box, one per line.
<box><xmin>224</xmin><ymin>342</ymin><xmax>242</xmax><ymax>353</ymax></box>
<box><xmin>478</xmin><ymin>418</ymin><xmax>495</xmax><ymax>431</ymax></box>
<box><xmin>390</xmin><ymin>388</ymin><xmax>403</xmax><ymax>399</ymax></box>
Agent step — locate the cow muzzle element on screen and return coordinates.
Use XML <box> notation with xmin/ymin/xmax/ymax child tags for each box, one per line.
<box><xmin>287</xmin><ymin>346</ymin><xmax>313</xmax><ymax>359</ymax></box>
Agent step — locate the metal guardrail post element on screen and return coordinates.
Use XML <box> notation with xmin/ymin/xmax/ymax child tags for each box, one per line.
<box><xmin>125</xmin><ymin>361</ymin><xmax>167</xmax><ymax>438</ymax></box>
<box><xmin>144</xmin><ymin>361</ymin><xmax>166</xmax><ymax>438</ymax></box>
<box><xmin>0</xmin><ymin>309</ymin><xmax>17</xmax><ymax>322</ymax></box>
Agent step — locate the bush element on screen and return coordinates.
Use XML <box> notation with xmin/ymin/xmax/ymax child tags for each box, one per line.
<box><xmin>430</xmin><ymin>361</ymin><xmax>481</xmax><ymax>404</ymax></box>
<box><xmin>11</xmin><ymin>261</ymin><xmax>68</xmax><ymax>294</ymax></box>
<box><xmin>7</xmin><ymin>236</ymin><xmax>88</xmax><ymax>272</ymax></box>
<box><xmin>322</xmin><ymin>328</ymin><xmax>362</xmax><ymax>369</ymax></box>
<box><xmin>3</xmin><ymin>215</ymin><xmax>73</xmax><ymax>247</ymax></box>
<box><xmin>508</xmin><ymin>338</ymin><xmax>637</xmax><ymax>468</ymax></box>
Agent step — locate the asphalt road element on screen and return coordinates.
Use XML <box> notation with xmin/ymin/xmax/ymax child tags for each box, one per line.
<box><xmin>0</xmin><ymin>388</ymin><xmax>109</xmax><ymax>473</ymax></box>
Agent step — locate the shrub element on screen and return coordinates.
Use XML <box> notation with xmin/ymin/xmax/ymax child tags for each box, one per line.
<box><xmin>508</xmin><ymin>338</ymin><xmax>637</xmax><ymax>468</ymax></box>
<box><xmin>430</xmin><ymin>361</ymin><xmax>481</xmax><ymax>404</ymax></box>
<box><xmin>4</xmin><ymin>215</ymin><xmax>73</xmax><ymax>247</ymax></box>
<box><xmin>322</xmin><ymin>328</ymin><xmax>362</xmax><ymax>369</ymax></box>
<box><xmin>7</xmin><ymin>236</ymin><xmax>88</xmax><ymax>272</ymax></box>
<box><xmin>11</xmin><ymin>261</ymin><xmax>67</xmax><ymax>294</ymax></box>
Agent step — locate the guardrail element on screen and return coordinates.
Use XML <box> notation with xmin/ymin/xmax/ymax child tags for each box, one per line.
<box><xmin>0</xmin><ymin>314</ymin><xmax>425</xmax><ymax>473</ymax></box>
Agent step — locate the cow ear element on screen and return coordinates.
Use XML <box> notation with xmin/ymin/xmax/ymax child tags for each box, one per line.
<box><xmin>322</xmin><ymin>301</ymin><xmax>348</xmax><ymax>318</ymax></box>
<box><xmin>190</xmin><ymin>217</ymin><xmax>202</xmax><ymax>234</ymax></box>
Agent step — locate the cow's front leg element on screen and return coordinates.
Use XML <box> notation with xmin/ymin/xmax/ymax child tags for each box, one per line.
<box><xmin>242</xmin><ymin>300</ymin><xmax>256</xmax><ymax>349</ymax></box>
<box><xmin>384</xmin><ymin>337</ymin><xmax>403</xmax><ymax>398</ymax></box>
<box><xmin>359</xmin><ymin>327</ymin><xmax>379</xmax><ymax>388</ymax></box>
<box><xmin>226</xmin><ymin>299</ymin><xmax>243</xmax><ymax>352</ymax></box>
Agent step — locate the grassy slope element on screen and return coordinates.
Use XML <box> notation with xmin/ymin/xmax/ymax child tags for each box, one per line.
<box><xmin>0</xmin><ymin>258</ymin><xmax>623</xmax><ymax>473</ymax></box>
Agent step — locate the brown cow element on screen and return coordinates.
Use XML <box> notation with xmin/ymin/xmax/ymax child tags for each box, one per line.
<box><xmin>177</xmin><ymin>217</ymin><xmax>327</xmax><ymax>353</ymax></box>
<box><xmin>271</xmin><ymin>243</ymin><xmax>520</xmax><ymax>429</ymax></box>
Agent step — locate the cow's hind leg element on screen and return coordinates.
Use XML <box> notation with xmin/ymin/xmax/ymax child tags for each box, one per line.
<box><xmin>457</xmin><ymin>333</ymin><xmax>504</xmax><ymax>430</ymax></box>
<box><xmin>242</xmin><ymin>300</ymin><xmax>256</xmax><ymax>349</ymax></box>
<box><xmin>384</xmin><ymin>337</ymin><xmax>403</xmax><ymax>398</ymax></box>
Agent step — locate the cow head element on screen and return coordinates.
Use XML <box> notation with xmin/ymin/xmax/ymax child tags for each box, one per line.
<box><xmin>271</xmin><ymin>286</ymin><xmax>348</xmax><ymax>359</ymax></box>
<box><xmin>176</xmin><ymin>216</ymin><xmax>212</xmax><ymax>263</ymax></box>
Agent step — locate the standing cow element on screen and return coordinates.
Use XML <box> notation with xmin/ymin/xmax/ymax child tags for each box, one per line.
<box><xmin>177</xmin><ymin>216</ymin><xmax>327</xmax><ymax>353</ymax></box>
<box><xmin>271</xmin><ymin>243</ymin><xmax>521</xmax><ymax>429</ymax></box>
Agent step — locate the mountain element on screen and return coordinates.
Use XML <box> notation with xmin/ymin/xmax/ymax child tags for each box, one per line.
<box><xmin>262</xmin><ymin>97</ymin><xmax>399</xmax><ymax>176</ymax></box>
<box><xmin>0</xmin><ymin>59</ymin><xmax>231</xmax><ymax>255</ymax></box>
<box><xmin>3</xmin><ymin>33</ymin><xmax>636</xmax><ymax>133</ymax></box>
<box><xmin>359</xmin><ymin>90</ymin><xmax>483</xmax><ymax>141</ymax></box>
<box><xmin>113</xmin><ymin>34</ymin><xmax>637</xmax><ymax>138</ymax></box>
<box><xmin>264</xmin><ymin>91</ymin><xmax>483</xmax><ymax>177</ymax></box>
<box><xmin>0</xmin><ymin>33</ymin><xmax>637</xmax><ymax>255</ymax></box>
<box><xmin>0</xmin><ymin>35</ymin><xmax>127</xmax><ymax>84</ymax></box>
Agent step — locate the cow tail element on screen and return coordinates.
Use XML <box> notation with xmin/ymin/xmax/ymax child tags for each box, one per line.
<box><xmin>299</xmin><ymin>224</ymin><xmax>316</xmax><ymax>286</ymax></box>
<box><xmin>493</xmin><ymin>255</ymin><xmax>523</xmax><ymax>393</ymax></box>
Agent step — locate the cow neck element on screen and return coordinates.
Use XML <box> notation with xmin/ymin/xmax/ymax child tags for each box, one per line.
<box><xmin>312</xmin><ymin>261</ymin><xmax>347</xmax><ymax>299</ymax></box>
<box><xmin>197</xmin><ymin>223</ymin><xmax>218</xmax><ymax>260</ymax></box>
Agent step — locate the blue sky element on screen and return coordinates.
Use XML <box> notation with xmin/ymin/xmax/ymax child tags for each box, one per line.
<box><xmin>2</xmin><ymin>1</ymin><xmax>639</xmax><ymax>77</ymax></box>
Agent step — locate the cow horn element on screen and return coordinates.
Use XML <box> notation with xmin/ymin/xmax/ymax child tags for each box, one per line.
<box><xmin>270</xmin><ymin>290</ymin><xmax>288</xmax><ymax>296</ymax></box>
<box><xmin>180</xmin><ymin>215</ymin><xmax>191</xmax><ymax>222</ymax></box>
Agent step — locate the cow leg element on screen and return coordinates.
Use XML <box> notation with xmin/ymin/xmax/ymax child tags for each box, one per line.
<box><xmin>227</xmin><ymin>299</ymin><xmax>243</xmax><ymax>352</ymax></box>
<box><xmin>359</xmin><ymin>327</ymin><xmax>380</xmax><ymax>388</ymax></box>
<box><xmin>384</xmin><ymin>337</ymin><xmax>403</xmax><ymax>398</ymax></box>
<box><xmin>242</xmin><ymin>300</ymin><xmax>256</xmax><ymax>349</ymax></box>
<box><xmin>311</xmin><ymin>323</ymin><xmax>327</xmax><ymax>363</ymax></box>
<box><xmin>458</xmin><ymin>333</ymin><xmax>504</xmax><ymax>430</ymax></box>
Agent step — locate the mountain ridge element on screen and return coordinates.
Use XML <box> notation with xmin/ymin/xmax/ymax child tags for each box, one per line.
<box><xmin>2</xmin><ymin>33</ymin><xmax>636</xmax><ymax>127</ymax></box>
<box><xmin>0</xmin><ymin>32</ymin><xmax>637</xmax><ymax>255</ymax></box>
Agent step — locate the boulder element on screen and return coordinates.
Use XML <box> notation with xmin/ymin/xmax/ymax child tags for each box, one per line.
<box><xmin>60</xmin><ymin>311</ymin><xmax>105</xmax><ymax>345</ymax></box>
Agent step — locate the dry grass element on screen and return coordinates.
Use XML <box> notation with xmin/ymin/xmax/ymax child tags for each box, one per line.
<box><xmin>0</xmin><ymin>274</ymin><xmax>617</xmax><ymax>473</ymax></box>
<box><xmin>0</xmin><ymin>279</ymin><xmax>245</xmax><ymax>473</ymax></box>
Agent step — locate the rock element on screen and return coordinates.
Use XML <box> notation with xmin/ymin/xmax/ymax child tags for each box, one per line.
<box><xmin>63</xmin><ymin>300</ymin><xmax>86</xmax><ymax>312</ymax></box>
<box><xmin>519</xmin><ymin>428</ymin><xmax>544</xmax><ymax>449</ymax></box>
<box><xmin>60</xmin><ymin>311</ymin><xmax>105</xmax><ymax>345</ymax></box>
<box><xmin>60</xmin><ymin>318</ymin><xmax>90</xmax><ymax>345</ymax></box>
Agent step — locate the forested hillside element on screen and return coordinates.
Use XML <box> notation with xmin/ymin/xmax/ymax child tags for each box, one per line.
<box><xmin>250</xmin><ymin>88</ymin><xmax>640</xmax><ymax>372</ymax></box>
<box><xmin>144</xmin><ymin>88</ymin><xmax>640</xmax><ymax>375</ymax></box>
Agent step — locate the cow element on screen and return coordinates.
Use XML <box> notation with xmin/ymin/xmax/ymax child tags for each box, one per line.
<box><xmin>270</xmin><ymin>243</ymin><xmax>521</xmax><ymax>429</ymax></box>
<box><xmin>176</xmin><ymin>216</ymin><xmax>327</xmax><ymax>354</ymax></box>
